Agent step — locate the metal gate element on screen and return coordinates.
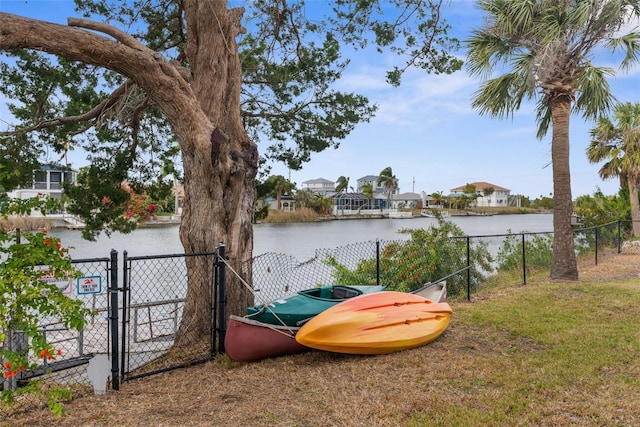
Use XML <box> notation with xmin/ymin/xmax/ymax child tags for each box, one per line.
<box><xmin>119</xmin><ymin>249</ymin><xmax>222</xmax><ymax>383</ymax></box>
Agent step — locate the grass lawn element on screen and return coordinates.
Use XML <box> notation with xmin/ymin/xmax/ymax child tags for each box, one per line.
<box><xmin>4</xmin><ymin>252</ymin><xmax>640</xmax><ymax>426</ymax></box>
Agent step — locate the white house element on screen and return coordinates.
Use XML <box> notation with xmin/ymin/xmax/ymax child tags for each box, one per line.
<box><xmin>301</xmin><ymin>178</ymin><xmax>336</xmax><ymax>195</ymax></box>
<box><xmin>389</xmin><ymin>192</ymin><xmax>423</xmax><ymax>209</ymax></box>
<box><xmin>7</xmin><ymin>164</ymin><xmax>77</xmax><ymax>201</ymax></box>
<box><xmin>450</xmin><ymin>181</ymin><xmax>510</xmax><ymax>207</ymax></box>
<box><xmin>356</xmin><ymin>175</ymin><xmax>400</xmax><ymax>196</ymax></box>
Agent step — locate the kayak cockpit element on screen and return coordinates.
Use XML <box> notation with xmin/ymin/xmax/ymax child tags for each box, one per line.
<box><xmin>299</xmin><ymin>285</ymin><xmax>364</xmax><ymax>301</ymax></box>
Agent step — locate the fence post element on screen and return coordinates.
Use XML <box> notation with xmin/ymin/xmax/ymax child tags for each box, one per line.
<box><xmin>120</xmin><ymin>251</ymin><xmax>128</xmax><ymax>382</ymax></box>
<box><xmin>2</xmin><ymin>329</ymin><xmax>26</xmax><ymax>391</ymax></box>
<box><xmin>376</xmin><ymin>240</ymin><xmax>380</xmax><ymax>287</ymax></box>
<box><xmin>595</xmin><ymin>227</ymin><xmax>599</xmax><ymax>266</ymax></box>
<box><xmin>216</xmin><ymin>243</ymin><xmax>227</xmax><ymax>354</ymax></box>
<box><xmin>466</xmin><ymin>236</ymin><xmax>471</xmax><ymax>302</ymax></box>
<box><xmin>522</xmin><ymin>234</ymin><xmax>527</xmax><ymax>285</ymax></box>
<box><xmin>617</xmin><ymin>220</ymin><xmax>622</xmax><ymax>254</ymax></box>
<box><xmin>109</xmin><ymin>249</ymin><xmax>119</xmax><ymax>391</ymax></box>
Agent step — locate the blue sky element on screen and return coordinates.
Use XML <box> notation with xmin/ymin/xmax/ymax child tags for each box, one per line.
<box><xmin>1</xmin><ymin>0</ymin><xmax>639</xmax><ymax>199</ymax></box>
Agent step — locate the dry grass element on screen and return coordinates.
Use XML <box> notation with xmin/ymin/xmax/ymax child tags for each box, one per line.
<box><xmin>263</xmin><ymin>208</ymin><xmax>319</xmax><ymax>223</ymax></box>
<box><xmin>0</xmin><ymin>216</ymin><xmax>49</xmax><ymax>232</ymax></box>
<box><xmin>4</xmin><ymin>252</ymin><xmax>640</xmax><ymax>427</ymax></box>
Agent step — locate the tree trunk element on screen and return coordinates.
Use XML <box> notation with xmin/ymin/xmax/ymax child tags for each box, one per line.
<box><xmin>0</xmin><ymin>4</ymin><xmax>258</xmax><ymax>349</ymax></box>
<box><xmin>550</xmin><ymin>97</ymin><xmax>578</xmax><ymax>280</ymax></box>
<box><xmin>174</xmin><ymin>2</ymin><xmax>256</xmax><ymax>347</ymax></box>
<box><xmin>628</xmin><ymin>176</ymin><xmax>640</xmax><ymax>238</ymax></box>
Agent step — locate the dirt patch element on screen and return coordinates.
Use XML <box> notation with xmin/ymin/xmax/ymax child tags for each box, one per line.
<box><xmin>577</xmin><ymin>250</ymin><xmax>640</xmax><ymax>281</ymax></box>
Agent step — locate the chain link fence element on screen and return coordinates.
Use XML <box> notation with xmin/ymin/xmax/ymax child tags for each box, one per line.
<box><xmin>1</xmin><ymin>256</ymin><xmax>111</xmax><ymax>416</ymax></box>
<box><xmin>2</xmin><ymin>219</ymin><xmax>635</xmax><ymax>417</ymax></box>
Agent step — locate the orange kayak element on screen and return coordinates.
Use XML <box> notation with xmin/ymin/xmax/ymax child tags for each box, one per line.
<box><xmin>295</xmin><ymin>292</ymin><xmax>452</xmax><ymax>355</ymax></box>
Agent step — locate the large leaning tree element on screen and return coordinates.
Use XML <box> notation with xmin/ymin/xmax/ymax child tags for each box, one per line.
<box><xmin>0</xmin><ymin>0</ymin><xmax>462</xmax><ymax>347</ymax></box>
<box><xmin>466</xmin><ymin>0</ymin><xmax>640</xmax><ymax>280</ymax></box>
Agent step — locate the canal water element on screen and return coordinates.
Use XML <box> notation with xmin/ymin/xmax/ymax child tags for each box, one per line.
<box><xmin>50</xmin><ymin>213</ymin><xmax>553</xmax><ymax>260</ymax></box>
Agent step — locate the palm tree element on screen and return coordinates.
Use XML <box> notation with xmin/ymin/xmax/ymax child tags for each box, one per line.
<box><xmin>335</xmin><ymin>176</ymin><xmax>350</xmax><ymax>193</ymax></box>
<box><xmin>483</xmin><ymin>187</ymin><xmax>495</xmax><ymax>207</ymax></box>
<box><xmin>362</xmin><ymin>183</ymin><xmax>374</xmax><ymax>210</ymax></box>
<box><xmin>377</xmin><ymin>167</ymin><xmax>398</xmax><ymax>209</ymax></box>
<box><xmin>430</xmin><ymin>191</ymin><xmax>445</xmax><ymax>208</ymax></box>
<box><xmin>587</xmin><ymin>102</ymin><xmax>640</xmax><ymax>237</ymax></box>
<box><xmin>462</xmin><ymin>183</ymin><xmax>478</xmax><ymax>209</ymax></box>
<box><xmin>269</xmin><ymin>175</ymin><xmax>295</xmax><ymax>211</ymax></box>
<box><xmin>466</xmin><ymin>0</ymin><xmax>640</xmax><ymax>280</ymax></box>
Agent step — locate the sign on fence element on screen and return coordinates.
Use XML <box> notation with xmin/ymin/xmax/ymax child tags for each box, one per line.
<box><xmin>39</xmin><ymin>270</ymin><xmax>74</xmax><ymax>295</ymax></box>
<box><xmin>77</xmin><ymin>276</ymin><xmax>102</xmax><ymax>295</ymax></box>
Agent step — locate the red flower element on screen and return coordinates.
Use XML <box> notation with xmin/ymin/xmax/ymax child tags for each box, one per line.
<box><xmin>56</xmin><ymin>349</ymin><xmax>62</xmax><ymax>356</ymax></box>
<box><xmin>44</xmin><ymin>238</ymin><xmax>52</xmax><ymax>246</ymax></box>
<box><xmin>4</xmin><ymin>361</ymin><xmax>11</xmax><ymax>369</ymax></box>
<box><xmin>55</xmin><ymin>242</ymin><xmax>62</xmax><ymax>249</ymax></box>
<box><xmin>38</xmin><ymin>349</ymin><xmax>49</xmax><ymax>359</ymax></box>
<box><xmin>42</xmin><ymin>227</ymin><xmax>48</xmax><ymax>234</ymax></box>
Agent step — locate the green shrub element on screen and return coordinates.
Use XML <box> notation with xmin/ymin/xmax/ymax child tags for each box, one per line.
<box><xmin>325</xmin><ymin>218</ymin><xmax>494</xmax><ymax>297</ymax></box>
<box><xmin>496</xmin><ymin>231</ymin><xmax>553</xmax><ymax>271</ymax></box>
<box><xmin>1</xmin><ymin>196</ymin><xmax>91</xmax><ymax>415</ymax></box>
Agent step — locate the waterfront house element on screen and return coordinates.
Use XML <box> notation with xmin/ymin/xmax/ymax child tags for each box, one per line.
<box><xmin>450</xmin><ymin>181</ymin><xmax>510</xmax><ymax>207</ymax></box>
<box><xmin>389</xmin><ymin>192</ymin><xmax>423</xmax><ymax>209</ymax></box>
<box><xmin>356</xmin><ymin>175</ymin><xmax>400</xmax><ymax>196</ymax></box>
<box><xmin>6</xmin><ymin>164</ymin><xmax>77</xmax><ymax>201</ymax></box>
<box><xmin>301</xmin><ymin>178</ymin><xmax>336</xmax><ymax>196</ymax></box>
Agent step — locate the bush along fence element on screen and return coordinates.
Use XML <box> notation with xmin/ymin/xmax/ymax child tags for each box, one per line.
<box><xmin>1</xmin><ymin>218</ymin><xmax>634</xmax><ymax>415</ymax></box>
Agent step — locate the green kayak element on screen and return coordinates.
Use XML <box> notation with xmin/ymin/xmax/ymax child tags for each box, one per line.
<box><xmin>246</xmin><ymin>285</ymin><xmax>386</xmax><ymax>327</ymax></box>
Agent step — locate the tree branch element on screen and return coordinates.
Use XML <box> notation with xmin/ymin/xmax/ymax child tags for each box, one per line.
<box><xmin>0</xmin><ymin>12</ymin><xmax>210</xmax><ymax>151</ymax></box>
<box><xmin>68</xmin><ymin>18</ymin><xmax>156</xmax><ymax>56</ymax></box>
<box><xmin>0</xmin><ymin>80</ymin><xmax>137</xmax><ymax>136</ymax></box>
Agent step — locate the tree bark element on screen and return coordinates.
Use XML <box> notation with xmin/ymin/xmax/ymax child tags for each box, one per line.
<box><xmin>550</xmin><ymin>97</ymin><xmax>578</xmax><ymax>280</ymax></box>
<box><xmin>628</xmin><ymin>176</ymin><xmax>640</xmax><ymax>238</ymax></box>
<box><xmin>0</xmin><ymin>2</ymin><xmax>257</xmax><ymax>348</ymax></box>
<box><xmin>176</xmin><ymin>2</ymin><xmax>256</xmax><ymax>347</ymax></box>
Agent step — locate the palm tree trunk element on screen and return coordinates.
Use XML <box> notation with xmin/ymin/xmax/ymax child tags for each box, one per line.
<box><xmin>550</xmin><ymin>97</ymin><xmax>578</xmax><ymax>280</ymax></box>
<box><xmin>628</xmin><ymin>176</ymin><xmax>640</xmax><ymax>237</ymax></box>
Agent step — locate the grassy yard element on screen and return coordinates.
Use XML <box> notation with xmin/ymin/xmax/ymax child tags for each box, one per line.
<box><xmin>5</xmin><ymin>253</ymin><xmax>640</xmax><ymax>426</ymax></box>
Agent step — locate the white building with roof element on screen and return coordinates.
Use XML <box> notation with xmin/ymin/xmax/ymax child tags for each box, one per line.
<box><xmin>450</xmin><ymin>181</ymin><xmax>510</xmax><ymax>207</ymax></box>
<box><xmin>6</xmin><ymin>164</ymin><xmax>77</xmax><ymax>201</ymax></box>
<box><xmin>356</xmin><ymin>175</ymin><xmax>400</xmax><ymax>196</ymax></box>
<box><xmin>301</xmin><ymin>178</ymin><xmax>336</xmax><ymax>196</ymax></box>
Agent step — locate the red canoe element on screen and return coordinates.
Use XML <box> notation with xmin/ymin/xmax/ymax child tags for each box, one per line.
<box><xmin>224</xmin><ymin>315</ymin><xmax>307</xmax><ymax>362</ymax></box>
<box><xmin>295</xmin><ymin>292</ymin><xmax>452</xmax><ymax>355</ymax></box>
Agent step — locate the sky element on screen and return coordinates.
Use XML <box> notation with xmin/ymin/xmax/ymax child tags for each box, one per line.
<box><xmin>1</xmin><ymin>0</ymin><xmax>639</xmax><ymax>199</ymax></box>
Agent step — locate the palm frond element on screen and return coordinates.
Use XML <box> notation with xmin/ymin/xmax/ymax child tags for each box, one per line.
<box><xmin>535</xmin><ymin>98</ymin><xmax>552</xmax><ymax>139</ymax></box>
<box><xmin>606</xmin><ymin>32</ymin><xmax>640</xmax><ymax>72</ymax></box>
<box><xmin>586</xmin><ymin>101</ymin><xmax>640</xmax><ymax>183</ymax></box>
<box><xmin>466</xmin><ymin>30</ymin><xmax>521</xmax><ymax>78</ymax></box>
<box><xmin>575</xmin><ymin>65</ymin><xmax>616</xmax><ymax>120</ymax></box>
<box><xmin>471</xmin><ymin>72</ymin><xmax>533</xmax><ymax>119</ymax></box>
